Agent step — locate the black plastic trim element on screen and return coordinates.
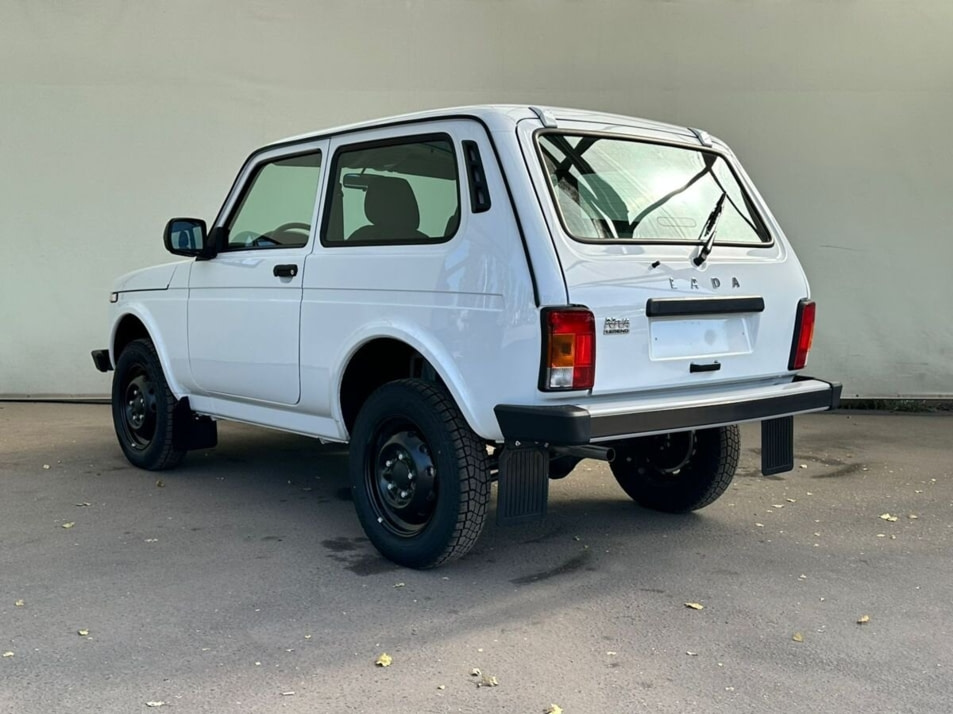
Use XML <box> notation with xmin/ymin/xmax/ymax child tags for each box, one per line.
<box><xmin>91</xmin><ymin>349</ymin><xmax>112</xmax><ymax>373</ymax></box>
<box><xmin>462</xmin><ymin>140</ymin><xmax>491</xmax><ymax>213</ymax></box>
<box><xmin>496</xmin><ymin>377</ymin><xmax>841</xmax><ymax>445</ymax></box>
<box><xmin>495</xmin><ymin>404</ymin><xmax>591</xmax><ymax>444</ymax></box>
<box><xmin>690</xmin><ymin>361</ymin><xmax>722</xmax><ymax>373</ymax></box>
<box><xmin>646</xmin><ymin>296</ymin><xmax>765</xmax><ymax>317</ymax></box>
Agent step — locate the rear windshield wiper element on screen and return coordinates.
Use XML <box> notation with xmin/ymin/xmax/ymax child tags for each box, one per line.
<box><xmin>693</xmin><ymin>192</ymin><xmax>727</xmax><ymax>266</ymax></box>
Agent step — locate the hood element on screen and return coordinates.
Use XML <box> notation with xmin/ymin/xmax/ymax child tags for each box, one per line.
<box><xmin>113</xmin><ymin>261</ymin><xmax>187</xmax><ymax>293</ymax></box>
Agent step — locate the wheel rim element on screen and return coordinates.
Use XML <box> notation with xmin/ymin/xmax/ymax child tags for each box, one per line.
<box><xmin>365</xmin><ymin>420</ymin><xmax>438</xmax><ymax>537</ymax></box>
<box><xmin>120</xmin><ymin>368</ymin><xmax>158</xmax><ymax>450</ymax></box>
<box><xmin>624</xmin><ymin>432</ymin><xmax>696</xmax><ymax>478</ymax></box>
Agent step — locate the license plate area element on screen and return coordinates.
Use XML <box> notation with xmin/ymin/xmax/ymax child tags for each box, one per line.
<box><xmin>649</xmin><ymin>316</ymin><xmax>752</xmax><ymax>360</ymax></box>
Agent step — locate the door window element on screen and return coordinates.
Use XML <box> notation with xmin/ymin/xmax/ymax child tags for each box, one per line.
<box><xmin>321</xmin><ymin>135</ymin><xmax>459</xmax><ymax>245</ymax></box>
<box><xmin>226</xmin><ymin>150</ymin><xmax>323</xmax><ymax>250</ymax></box>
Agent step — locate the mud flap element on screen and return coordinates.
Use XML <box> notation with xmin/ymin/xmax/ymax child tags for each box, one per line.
<box><xmin>761</xmin><ymin>416</ymin><xmax>794</xmax><ymax>475</ymax></box>
<box><xmin>172</xmin><ymin>398</ymin><xmax>218</xmax><ymax>451</ymax></box>
<box><xmin>496</xmin><ymin>444</ymin><xmax>549</xmax><ymax>526</ymax></box>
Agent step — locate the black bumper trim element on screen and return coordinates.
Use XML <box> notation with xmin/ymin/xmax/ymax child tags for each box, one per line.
<box><xmin>646</xmin><ymin>296</ymin><xmax>765</xmax><ymax>317</ymax></box>
<box><xmin>91</xmin><ymin>349</ymin><xmax>112</xmax><ymax>373</ymax></box>
<box><xmin>495</xmin><ymin>377</ymin><xmax>841</xmax><ymax>445</ymax></box>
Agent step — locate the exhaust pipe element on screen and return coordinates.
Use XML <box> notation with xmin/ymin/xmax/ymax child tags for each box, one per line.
<box><xmin>551</xmin><ymin>444</ymin><xmax>615</xmax><ymax>463</ymax></box>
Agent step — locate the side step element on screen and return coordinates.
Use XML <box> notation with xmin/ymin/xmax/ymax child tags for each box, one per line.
<box><xmin>496</xmin><ymin>444</ymin><xmax>549</xmax><ymax>526</ymax></box>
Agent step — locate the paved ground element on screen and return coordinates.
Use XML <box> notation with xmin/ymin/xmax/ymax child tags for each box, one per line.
<box><xmin>0</xmin><ymin>403</ymin><xmax>950</xmax><ymax>713</ymax></box>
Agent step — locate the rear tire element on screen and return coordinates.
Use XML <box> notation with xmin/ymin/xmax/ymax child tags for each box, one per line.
<box><xmin>349</xmin><ymin>379</ymin><xmax>490</xmax><ymax>569</ymax></box>
<box><xmin>609</xmin><ymin>426</ymin><xmax>740</xmax><ymax>513</ymax></box>
<box><xmin>111</xmin><ymin>338</ymin><xmax>185</xmax><ymax>471</ymax></box>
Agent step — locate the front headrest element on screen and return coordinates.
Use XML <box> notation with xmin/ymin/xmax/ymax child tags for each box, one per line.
<box><xmin>363</xmin><ymin>175</ymin><xmax>420</xmax><ymax>231</ymax></box>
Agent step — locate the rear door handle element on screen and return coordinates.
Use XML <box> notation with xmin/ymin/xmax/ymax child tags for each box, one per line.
<box><xmin>273</xmin><ymin>264</ymin><xmax>298</xmax><ymax>278</ymax></box>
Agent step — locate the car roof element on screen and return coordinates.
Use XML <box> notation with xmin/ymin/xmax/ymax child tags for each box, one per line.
<box><xmin>267</xmin><ymin>104</ymin><xmax>699</xmax><ymax>147</ymax></box>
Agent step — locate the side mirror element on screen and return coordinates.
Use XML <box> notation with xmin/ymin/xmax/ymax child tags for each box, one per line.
<box><xmin>164</xmin><ymin>218</ymin><xmax>208</xmax><ymax>257</ymax></box>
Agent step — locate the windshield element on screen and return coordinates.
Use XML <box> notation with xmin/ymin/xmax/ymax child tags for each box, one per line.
<box><xmin>537</xmin><ymin>133</ymin><xmax>769</xmax><ymax>244</ymax></box>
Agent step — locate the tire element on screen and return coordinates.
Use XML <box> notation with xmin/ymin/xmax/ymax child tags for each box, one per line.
<box><xmin>609</xmin><ymin>425</ymin><xmax>740</xmax><ymax>513</ymax></box>
<box><xmin>111</xmin><ymin>338</ymin><xmax>185</xmax><ymax>471</ymax></box>
<box><xmin>349</xmin><ymin>379</ymin><xmax>490</xmax><ymax>569</ymax></box>
<box><xmin>548</xmin><ymin>455</ymin><xmax>581</xmax><ymax>480</ymax></box>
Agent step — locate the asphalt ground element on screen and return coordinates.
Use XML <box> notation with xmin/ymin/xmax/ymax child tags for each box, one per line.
<box><xmin>1</xmin><ymin>403</ymin><xmax>951</xmax><ymax>713</ymax></box>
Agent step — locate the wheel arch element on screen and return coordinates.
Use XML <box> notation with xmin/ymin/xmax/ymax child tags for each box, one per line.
<box><xmin>336</xmin><ymin>330</ymin><xmax>484</xmax><ymax>439</ymax></box>
<box><xmin>110</xmin><ymin>309</ymin><xmax>186</xmax><ymax>397</ymax></box>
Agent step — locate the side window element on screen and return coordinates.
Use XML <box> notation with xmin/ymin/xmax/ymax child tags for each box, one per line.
<box><xmin>226</xmin><ymin>150</ymin><xmax>322</xmax><ymax>250</ymax></box>
<box><xmin>322</xmin><ymin>135</ymin><xmax>459</xmax><ymax>245</ymax></box>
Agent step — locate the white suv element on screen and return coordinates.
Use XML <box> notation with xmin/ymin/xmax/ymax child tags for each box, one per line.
<box><xmin>92</xmin><ymin>105</ymin><xmax>839</xmax><ymax>568</ymax></box>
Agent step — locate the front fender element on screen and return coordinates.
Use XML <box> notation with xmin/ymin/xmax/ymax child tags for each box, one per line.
<box><xmin>109</xmin><ymin>294</ymin><xmax>190</xmax><ymax>398</ymax></box>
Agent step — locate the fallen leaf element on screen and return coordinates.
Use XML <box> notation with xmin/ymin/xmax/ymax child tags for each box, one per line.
<box><xmin>145</xmin><ymin>703</ymin><xmax>165</xmax><ymax>708</ymax></box>
<box><xmin>15</xmin><ymin>600</ymin><xmax>24</xmax><ymax>607</ymax></box>
<box><xmin>772</xmin><ymin>504</ymin><xmax>785</xmax><ymax>509</ymax></box>
<box><xmin>75</xmin><ymin>502</ymin><xmax>91</xmax><ymax>507</ymax></box>
<box><xmin>684</xmin><ymin>602</ymin><xmax>704</xmax><ymax>610</ymax></box>
<box><xmin>61</xmin><ymin>522</ymin><xmax>75</xmax><ymax>529</ymax></box>
<box><xmin>686</xmin><ymin>651</ymin><xmax>698</xmax><ymax>656</ymax></box>
<box><xmin>908</xmin><ymin>514</ymin><xmax>918</xmax><ymax>520</ymax></box>
<box><xmin>606</xmin><ymin>651</ymin><xmax>617</xmax><ymax>656</ymax></box>
<box><xmin>437</xmin><ymin>685</ymin><xmax>446</xmax><ymax>690</ymax></box>
<box><xmin>792</xmin><ymin>632</ymin><xmax>804</xmax><ymax>642</ymax></box>
<box><xmin>879</xmin><ymin>513</ymin><xmax>898</xmax><ymax>522</ymax></box>
<box><xmin>375</xmin><ymin>653</ymin><xmax>392</xmax><ymax>667</ymax></box>
<box><xmin>394</xmin><ymin>582</ymin><xmax>405</xmax><ymax>588</ymax></box>
<box><xmin>857</xmin><ymin>615</ymin><xmax>870</xmax><ymax>625</ymax></box>
<box><xmin>755</xmin><ymin>523</ymin><xmax>764</xmax><ymax>528</ymax></box>
<box><xmin>799</xmin><ymin>464</ymin><xmax>808</xmax><ymax>469</ymax></box>
<box><xmin>78</xmin><ymin>629</ymin><xmax>89</xmax><ymax>637</ymax></box>
<box><xmin>2</xmin><ymin>652</ymin><xmax>13</xmax><ymax>658</ymax></box>
<box><xmin>304</xmin><ymin>634</ymin><xmax>312</xmax><ymax>640</ymax></box>
<box><xmin>544</xmin><ymin>705</ymin><xmax>563</xmax><ymax>714</ymax></box>
<box><xmin>281</xmin><ymin>691</ymin><xmax>295</xmax><ymax>696</ymax></box>
<box><xmin>43</xmin><ymin>464</ymin><xmax>51</xmax><ymax>470</ymax></box>
<box><xmin>155</xmin><ymin>480</ymin><xmax>165</xmax><ymax>488</ymax></box>
<box><xmin>477</xmin><ymin>674</ymin><xmax>499</xmax><ymax>688</ymax></box>
<box><xmin>145</xmin><ymin>538</ymin><xmax>158</xmax><ymax>543</ymax></box>
<box><xmin>470</xmin><ymin>668</ymin><xmax>481</xmax><ymax>677</ymax></box>
<box><xmin>786</xmin><ymin>498</ymin><xmax>797</xmax><ymax>503</ymax></box>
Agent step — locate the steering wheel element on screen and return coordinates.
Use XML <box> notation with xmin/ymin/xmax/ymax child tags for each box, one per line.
<box><xmin>273</xmin><ymin>222</ymin><xmax>311</xmax><ymax>234</ymax></box>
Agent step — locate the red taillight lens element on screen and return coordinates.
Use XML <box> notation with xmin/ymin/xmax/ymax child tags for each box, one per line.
<box><xmin>788</xmin><ymin>299</ymin><xmax>816</xmax><ymax>370</ymax></box>
<box><xmin>541</xmin><ymin>307</ymin><xmax>595</xmax><ymax>390</ymax></box>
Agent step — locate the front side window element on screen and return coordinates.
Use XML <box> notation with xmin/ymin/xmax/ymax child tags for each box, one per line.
<box><xmin>226</xmin><ymin>150</ymin><xmax>323</xmax><ymax>250</ymax></box>
<box><xmin>538</xmin><ymin>133</ymin><xmax>768</xmax><ymax>244</ymax></box>
<box><xmin>322</xmin><ymin>135</ymin><xmax>459</xmax><ymax>245</ymax></box>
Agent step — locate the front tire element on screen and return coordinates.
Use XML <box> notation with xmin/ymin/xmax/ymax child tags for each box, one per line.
<box><xmin>609</xmin><ymin>426</ymin><xmax>740</xmax><ymax>513</ymax></box>
<box><xmin>349</xmin><ymin>379</ymin><xmax>490</xmax><ymax>569</ymax></box>
<box><xmin>111</xmin><ymin>338</ymin><xmax>185</xmax><ymax>471</ymax></box>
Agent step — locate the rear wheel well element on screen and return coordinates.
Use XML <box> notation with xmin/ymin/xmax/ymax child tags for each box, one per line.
<box><xmin>340</xmin><ymin>339</ymin><xmax>441</xmax><ymax>434</ymax></box>
<box><xmin>113</xmin><ymin>315</ymin><xmax>151</xmax><ymax>358</ymax></box>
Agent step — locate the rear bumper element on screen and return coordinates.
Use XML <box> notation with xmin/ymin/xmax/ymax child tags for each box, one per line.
<box><xmin>91</xmin><ymin>349</ymin><xmax>112</xmax><ymax>373</ymax></box>
<box><xmin>495</xmin><ymin>376</ymin><xmax>841</xmax><ymax>445</ymax></box>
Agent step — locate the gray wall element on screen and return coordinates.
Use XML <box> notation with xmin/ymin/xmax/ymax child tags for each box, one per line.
<box><xmin>2</xmin><ymin>0</ymin><xmax>951</xmax><ymax>398</ymax></box>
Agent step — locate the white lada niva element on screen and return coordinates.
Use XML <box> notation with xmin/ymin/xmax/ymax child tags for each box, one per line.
<box><xmin>93</xmin><ymin>105</ymin><xmax>839</xmax><ymax>568</ymax></box>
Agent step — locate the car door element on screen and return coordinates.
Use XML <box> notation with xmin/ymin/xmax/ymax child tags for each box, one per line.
<box><xmin>187</xmin><ymin>141</ymin><xmax>327</xmax><ymax>405</ymax></box>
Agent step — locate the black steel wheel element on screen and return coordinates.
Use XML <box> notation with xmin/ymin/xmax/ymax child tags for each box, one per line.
<box><xmin>111</xmin><ymin>338</ymin><xmax>185</xmax><ymax>470</ymax></box>
<box><xmin>609</xmin><ymin>426</ymin><xmax>740</xmax><ymax>513</ymax></box>
<box><xmin>349</xmin><ymin>379</ymin><xmax>490</xmax><ymax>569</ymax></box>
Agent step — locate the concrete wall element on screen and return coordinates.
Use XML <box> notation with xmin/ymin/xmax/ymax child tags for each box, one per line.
<box><xmin>2</xmin><ymin>0</ymin><xmax>951</xmax><ymax>398</ymax></box>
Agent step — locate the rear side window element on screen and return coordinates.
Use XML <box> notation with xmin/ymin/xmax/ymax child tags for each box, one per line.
<box><xmin>321</xmin><ymin>135</ymin><xmax>459</xmax><ymax>245</ymax></box>
<box><xmin>537</xmin><ymin>133</ymin><xmax>769</xmax><ymax>245</ymax></box>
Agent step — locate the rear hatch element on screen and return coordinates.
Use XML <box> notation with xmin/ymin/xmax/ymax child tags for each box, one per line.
<box><xmin>520</xmin><ymin>117</ymin><xmax>808</xmax><ymax>396</ymax></box>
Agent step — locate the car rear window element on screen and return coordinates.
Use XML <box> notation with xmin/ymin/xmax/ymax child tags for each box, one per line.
<box><xmin>537</xmin><ymin>133</ymin><xmax>769</xmax><ymax>245</ymax></box>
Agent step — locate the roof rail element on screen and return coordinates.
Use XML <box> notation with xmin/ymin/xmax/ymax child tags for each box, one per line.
<box><xmin>529</xmin><ymin>106</ymin><xmax>558</xmax><ymax>128</ymax></box>
<box><xmin>689</xmin><ymin>127</ymin><xmax>713</xmax><ymax>147</ymax></box>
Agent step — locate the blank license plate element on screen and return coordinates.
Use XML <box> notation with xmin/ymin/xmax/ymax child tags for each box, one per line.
<box><xmin>650</xmin><ymin>316</ymin><xmax>752</xmax><ymax>360</ymax></box>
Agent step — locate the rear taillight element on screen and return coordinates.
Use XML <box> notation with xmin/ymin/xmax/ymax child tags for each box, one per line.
<box><xmin>540</xmin><ymin>307</ymin><xmax>595</xmax><ymax>391</ymax></box>
<box><xmin>788</xmin><ymin>299</ymin><xmax>816</xmax><ymax>370</ymax></box>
